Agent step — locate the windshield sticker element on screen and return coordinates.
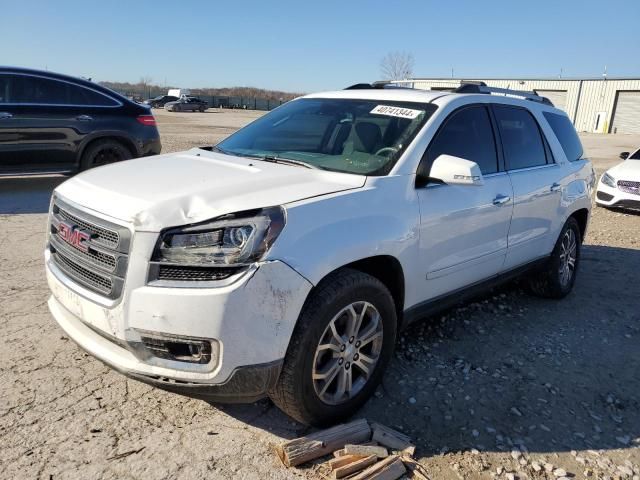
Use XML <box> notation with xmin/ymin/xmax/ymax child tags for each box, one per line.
<box><xmin>370</xmin><ymin>105</ymin><xmax>423</xmax><ymax>119</ymax></box>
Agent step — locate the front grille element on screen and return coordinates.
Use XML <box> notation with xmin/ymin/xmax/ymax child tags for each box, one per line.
<box><xmin>618</xmin><ymin>180</ymin><xmax>640</xmax><ymax>196</ymax></box>
<box><xmin>48</xmin><ymin>197</ymin><xmax>131</xmax><ymax>300</ymax></box>
<box><xmin>156</xmin><ymin>265</ymin><xmax>239</xmax><ymax>282</ymax></box>
<box><xmin>52</xmin><ymin>249</ymin><xmax>113</xmax><ymax>294</ymax></box>
<box><xmin>57</xmin><ymin>206</ymin><xmax>120</xmax><ymax>248</ymax></box>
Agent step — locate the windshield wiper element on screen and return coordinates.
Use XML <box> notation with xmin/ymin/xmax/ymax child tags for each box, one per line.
<box><xmin>253</xmin><ymin>154</ymin><xmax>320</xmax><ymax>170</ymax></box>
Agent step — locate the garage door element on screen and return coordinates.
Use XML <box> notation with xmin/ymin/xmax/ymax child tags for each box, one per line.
<box><xmin>611</xmin><ymin>91</ymin><xmax>640</xmax><ymax>134</ymax></box>
<box><xmin>535</xmin><ymin>90</ymin><xmax>567</xmax><ymax>112</ymax></box>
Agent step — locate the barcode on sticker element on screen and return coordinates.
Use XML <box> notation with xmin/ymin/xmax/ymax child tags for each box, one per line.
<box><xmin>370</xmin><ymin>105</ymin><xmax>423</xmax><ymax>119</ymax></box>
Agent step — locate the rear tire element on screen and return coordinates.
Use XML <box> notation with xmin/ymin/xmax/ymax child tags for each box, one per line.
<box><xmin>80</xmin><ymin>139</ymin><xmax>132</xmax><ymax>171</ymax></box>
<box><xmin>270</xmin><ymin>269</ymin><xmax>397</xmax><ymax>426</ymax></box>
<box><xmin>527</xmin><ymin>217</ymin><xmax>581</xmax><ymax>299</ymax></box>
<box><xmin>199</xmin><ymin>106</ymin><xmax>205</xmax><ymax>112</ymax></box>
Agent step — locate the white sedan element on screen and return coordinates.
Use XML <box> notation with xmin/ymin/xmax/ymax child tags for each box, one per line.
<box><xmin>596</xmin><ymin>148</ymin><xmax>640</xmax><ymax>210</ymax></box>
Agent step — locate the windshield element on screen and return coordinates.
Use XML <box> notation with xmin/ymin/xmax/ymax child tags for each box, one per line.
<box><xmin>217</xmin><ymin>98</ymin><xmax>437</xmax><ymax>175</ymax></box>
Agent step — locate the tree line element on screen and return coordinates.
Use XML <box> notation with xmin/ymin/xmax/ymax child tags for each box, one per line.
<box><xmin>100</xmin><ymin>79</ymin><xmax>303</xmax><ymax>101</ymax></box>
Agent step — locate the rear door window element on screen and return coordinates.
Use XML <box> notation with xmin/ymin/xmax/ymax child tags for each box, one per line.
<box><xmin>425</xmin><ymin>105</ymin><xmax>499</xmax><ymax>175</ymax></box>
<box><xmin>493</xmin><ymin>105</ymin><xmax>547</xmax><ymax>170</ymax></box>
<box><xmin>10</xmin><ymin>74</ymin><xmax>69</xmax><ymax>104</ymax></box>
<box><xmin>543</xmin><ymin>111</ymin><xmax>584</xmax><ymax>162</ymax></box>
<box><xmin>68</xmin><ymin>84</ymin><xmax>118</xmax><ymax>106</ymax></box>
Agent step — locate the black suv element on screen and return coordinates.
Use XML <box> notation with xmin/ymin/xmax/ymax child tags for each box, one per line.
<box><xmin>144</xmin><ymin>95</ymin><xmax>178</xmax><ymax>108</ymax></box>
<box><xmin>0</xmin><ymin>67</ymin><xmax>161</xmax><ymax>175</ymax></box>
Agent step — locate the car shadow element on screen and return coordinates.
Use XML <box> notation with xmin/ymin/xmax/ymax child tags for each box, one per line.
<box><xmin>0</xmin><ymin>176</ymin><xmax>66</xmax><ymax>214</ymax></box>
<box><xmin>217</xmin><ymin>244</ymin><xmax>640</xmax><ymax>458</ymax></box>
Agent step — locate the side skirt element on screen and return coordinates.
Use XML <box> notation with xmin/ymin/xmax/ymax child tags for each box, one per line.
<box><xmin>402</xmin><ymin>256</ymin><xmax>550</xmax><ymax>328</ymax></box>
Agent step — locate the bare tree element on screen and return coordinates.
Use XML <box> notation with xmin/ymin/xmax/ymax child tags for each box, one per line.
<box><xmin>380</xmin><ymin>52</ymin><xmax>415</xmax><ymax>80</ymax></box>
<box><xmin>139</xmin><ymin>76</ymin><xmax>153</xmax><ymax>87</ymax></box>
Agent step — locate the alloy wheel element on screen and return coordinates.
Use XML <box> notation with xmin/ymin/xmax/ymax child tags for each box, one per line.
<box><xmin>558</xmin><ymin>228</ymin><xmax>577</xmax><ymax>287</ymax></box>
<box><xmin>312</xmin><ymin>301</ymin><xmax>384</xmax><ymax>405</ymax></box>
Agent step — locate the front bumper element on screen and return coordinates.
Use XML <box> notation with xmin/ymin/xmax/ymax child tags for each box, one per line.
<box><xmin>595</xmin><ymin>181</ymin><xmax>640</xmax><ymax>210</ymax></box>
<box><xmin>46</xmin><ymin>249</ymin><xmax>312</xmax><ymax>401</ymax></box>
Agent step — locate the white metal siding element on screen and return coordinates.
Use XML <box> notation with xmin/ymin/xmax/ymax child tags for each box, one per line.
<box><xmin>611</xmin><ymin>91</ymin><xmax>640</xmax><ymax>134</ymax></box>
<box><xmin>534</xmin><ymin>90</ymin><xmax>567</xmax><ymax>111</ymax></box>
<box><xmin>408</xmin><ymin>78</ymin><xmax>640</xmax><ymax>134</ymax></box>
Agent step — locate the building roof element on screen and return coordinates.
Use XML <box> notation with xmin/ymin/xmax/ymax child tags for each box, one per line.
<box><xmin>406</xmin><ymin>76</ymin><xmax>640</xmax><ymax>81</ymax></box>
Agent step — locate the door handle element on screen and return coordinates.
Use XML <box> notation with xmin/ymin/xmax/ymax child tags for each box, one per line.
<box><xmin>0</xmin><ymin>112</ymin><xmax>12</xmax><ymax>119</ymax></box>
<box><xmin>492</xmin><ymin>194</ymin><xmax>511</xmax><ymax>206</ymax></box>
<box><xmin>76</xmin><ymin>115</ymin><xmax>93</xmax><ymax>121</ymax></box>
<box><xmin>550</xmin><ymin>182</ymin><xmax>561</xmax><ymax>192</ymax></box>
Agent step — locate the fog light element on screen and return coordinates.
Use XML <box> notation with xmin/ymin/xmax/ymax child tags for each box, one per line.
<box><xmin>130</xmin><ymin>330</ymin><xmax>219</xmax><ymax>366</ymax></box>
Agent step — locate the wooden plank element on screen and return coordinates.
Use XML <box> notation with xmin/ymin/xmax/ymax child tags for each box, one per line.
<box><xmin>327</xmin><ymin>454</ymin><xmax>368</xmax><ymax>470</ymax></box>
<box><xmin>344</xmin><ymin>444</ymin><xmax>388</xmax><ymax>459</ymax></box>
<box><xmin>350</xmin><ymin>455</ymin><xmax>406</xmax><ymax>480</ymax></box>
<box><xmin>277</xmin><ymin>419</ymin><xmax>371</xmax><ymax>467</ymax></box>
<box><xmin>333</xmin><ymin>454</ymin><xmax>377</xmax><ymax>478</ymax></box>
<box><xmin>333</xmin><ymin>442</ymin><xmax>378</xmax><ymax>458</ymax></box>
<box><xmin>371</xmin><ymin>423</ymin><xmax>415</xmax><ymax>454</ymax></box>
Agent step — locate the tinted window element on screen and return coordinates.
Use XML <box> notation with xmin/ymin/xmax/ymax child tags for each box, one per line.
<box><xmin>7</xmin><ymin>74</ymin><xmax>117</xmax><ymax>106</ymax></box>
<box><xmin>68</xmin><ymin>84</ymin><xmax>118</xmax><ymax>106</ymax></box>
<box><xmin>543</xmin><ymin>112</ymin><xmax>583</xmax><ymax>161</ymax></box>
<box><xmin>426</xmin><ymin>105</ymin><xmax>498</xmax><ymax>174</ymax></box>
<box><xmin>11</xmin><ymin>75</ymin><xmax>68</xmax><ymax>104</ymax></box>
<box><xmin>631</xmin><ymin>149</ymin><xmax>640</xmax><ymax>160</ymax></box>
<box><xmin>494</xmin><ymin>106</ymin><xmax>546</xmax><ymax>170</ymax></box>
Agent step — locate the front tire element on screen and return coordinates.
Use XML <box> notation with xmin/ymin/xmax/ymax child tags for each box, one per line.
<box><xmin>270</xmin><ymin>269</ymin><xmax>397</xmax><ymax>426</ymax></box>
<box><xmin>527</xmin><ymin>217</ymin><xmax>581</xmax><ymax>299</ymax></box>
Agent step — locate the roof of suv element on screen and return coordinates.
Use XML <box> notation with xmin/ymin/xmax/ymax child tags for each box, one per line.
<box><xmin>303</xmin><ymin>85</ymin><xmax>566</xmax><ymax>115</ymax></box>
<box><xmin>304</xmin><ymin>88</ymin><xmax>446</xmax><ymax>103</ymax></box>
<box><xmin>0</xmin><ymin>65</ymin><xmax>129</xmax><ymax>102</ymax></box>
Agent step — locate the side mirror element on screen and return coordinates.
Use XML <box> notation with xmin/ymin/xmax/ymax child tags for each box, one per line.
<box><xmin>619</xmin><ymin>151</ymin><xmax>630</xmax><ymax>160</ymax></box>
<box><xmin>427</xmin><ymin>154</ymin><xmax>484</xmax><ymax>186</ymax></box>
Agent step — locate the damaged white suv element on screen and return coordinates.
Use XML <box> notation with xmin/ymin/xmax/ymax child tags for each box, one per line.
<box><xmin>46</xmin><ymin>82</ymin><xmax>593</xmax><ymax>425</ymax></box>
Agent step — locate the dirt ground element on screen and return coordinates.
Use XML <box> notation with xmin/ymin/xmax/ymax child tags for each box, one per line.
<box><xmin>1</xmin><ymin>108</ymin><xmax>639</xmax><ymax>480</ymax></box>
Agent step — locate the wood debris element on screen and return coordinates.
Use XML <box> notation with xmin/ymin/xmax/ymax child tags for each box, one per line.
<box><xmin>275</xmin><ymin>418</ymin><xmax>371</xmax><ymax>467</ymax></box>
<box><xmin>277</xmin><ymin>419</ymin><xmax>427</xmax><ymax>479</ymax></box>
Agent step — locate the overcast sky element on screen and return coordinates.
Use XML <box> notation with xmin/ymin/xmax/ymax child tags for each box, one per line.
<box><xmin>2</xmin><ymin>0</ymin><xmax>639</xmax><ymax>92</ymax></box>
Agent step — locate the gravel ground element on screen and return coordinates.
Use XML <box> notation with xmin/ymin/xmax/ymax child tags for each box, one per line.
<box><xmin>1</xmin><ymin>109</ymin><xmax>639</xmax><ymax>480</ymax></box>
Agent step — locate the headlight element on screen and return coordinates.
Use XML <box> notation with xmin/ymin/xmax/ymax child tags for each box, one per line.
<box><xmin>601</xmin><ymin>172</ymin><xmax>616</xmax><ymax>188</ymax></box>
<box><xmin>152</xmin><ymin>206</ymin><xmax>285</xmax><ymax>266</ymax></box>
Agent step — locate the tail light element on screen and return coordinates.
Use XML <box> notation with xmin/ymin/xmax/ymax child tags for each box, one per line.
<box><xmin>136</xmin><ymin>115</ymin><xmax>157</xmax><ymax>126</ymax></box>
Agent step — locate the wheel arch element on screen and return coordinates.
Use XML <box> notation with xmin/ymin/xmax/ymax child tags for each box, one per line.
<box><xmin>569</xmin><ymin>207</ymin><xmax>589</xmax><ymax>242</ymax></box>
<box><xmin>76</xmin><ymin>134</ymin><xmax>138</xmax><ymax>166</ymax></box>
<box><xmin>306</xmin><ymin>255</ymin><xmax>406</xmax><ymax>328</ymax></box>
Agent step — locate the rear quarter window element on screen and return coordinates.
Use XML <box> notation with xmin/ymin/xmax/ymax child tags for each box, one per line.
<box><xmin>543</xmin><ymin>112</ymin><xmax>584</xmax><ymax>162</ymax></box>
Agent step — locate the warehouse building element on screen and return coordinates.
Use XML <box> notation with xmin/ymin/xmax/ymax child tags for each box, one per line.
<box><xmin>399</xmin><ymin>77</ymin><xmax>640</xmax><ymax>134</ymax></box>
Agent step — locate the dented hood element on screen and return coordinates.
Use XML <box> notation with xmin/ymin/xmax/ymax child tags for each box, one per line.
<box><xmin>55</xmin><ymin>148</ymin><xmax>365</xmax><ymax>231</ymax></box>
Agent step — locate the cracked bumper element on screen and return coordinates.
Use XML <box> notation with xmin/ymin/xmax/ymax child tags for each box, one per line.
<box><xmin>46</xmin><ymin>255</ymin><xmax>312</xmax><ymax>400</ymax></box>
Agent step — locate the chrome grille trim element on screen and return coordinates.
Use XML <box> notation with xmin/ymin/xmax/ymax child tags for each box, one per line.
<box><xmin>618</xmin><ymin>180</ymin><xmax>640</xmax><ymax>196</ymax></box>
<box><xmin>51</xmin><ymin>249</ymin><xmax>114</xmax><ymax>295</ymax></box>
<box><xmin>48</xmin><ymin>196</ymin><xmax>131</xmax><ymax>300</ymax></box>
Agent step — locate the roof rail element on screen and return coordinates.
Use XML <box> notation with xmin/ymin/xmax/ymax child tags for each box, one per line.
<box><xmin>454</xmin><ymin>82</ymin><xmax>554</xmax><ymax>106</ymax></box>
<box><xmin>344</xmin><ymin>81</ymin><xmax>415</xmax><ymax>90</ymax></box>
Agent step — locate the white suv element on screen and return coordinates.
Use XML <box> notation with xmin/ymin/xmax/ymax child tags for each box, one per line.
<box><xmin>45</xmin><ymin>82</ymin><xmax>594</xmax><ymax>426</ymax></box>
